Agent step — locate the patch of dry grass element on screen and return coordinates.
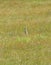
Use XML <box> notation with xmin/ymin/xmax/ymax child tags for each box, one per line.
<box><xmin>0</xmin><ymin>0</ymin><xmax>51</xmax><ymax>65</ymax></box>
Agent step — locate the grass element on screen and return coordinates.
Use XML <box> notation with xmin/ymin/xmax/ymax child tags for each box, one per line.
<box><xmin>0</xmin><ymin>0</ymin><xmax>51</xmax><ymax>65</ymax></box>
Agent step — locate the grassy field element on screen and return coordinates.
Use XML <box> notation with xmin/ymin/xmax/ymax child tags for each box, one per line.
<box><xmin>0</xmin><ymin>0</ymin><xmax>51</xmax><ymax>65</ymax></box>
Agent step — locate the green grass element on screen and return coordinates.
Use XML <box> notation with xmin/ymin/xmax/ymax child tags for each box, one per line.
<box><xmin>0</xmin><ymin>0</ymin><xmax>51</xmax><ymax>65</ymax></box>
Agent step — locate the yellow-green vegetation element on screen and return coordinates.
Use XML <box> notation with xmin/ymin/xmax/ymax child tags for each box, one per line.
<box><xmin>0</xmin><ymin>0</ymin><xmax>51</xmax><ymax>65</ymax></box>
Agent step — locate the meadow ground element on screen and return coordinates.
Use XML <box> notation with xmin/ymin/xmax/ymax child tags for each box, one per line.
<box><xmin>0</xmin><ymin>0</ymin><xmax>51</xmax><ymax>65</ymax></box>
